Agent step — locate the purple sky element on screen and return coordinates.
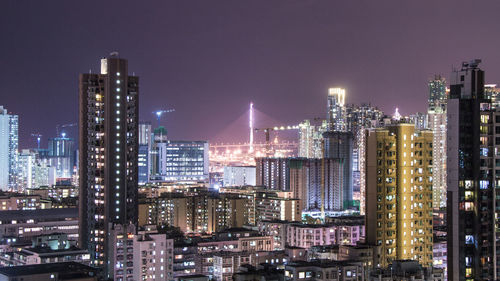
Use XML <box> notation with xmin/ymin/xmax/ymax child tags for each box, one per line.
<box><xmin>2</xmin><ymin>1</ymin><xmax>500</xmax><ymax>148</ymax></box>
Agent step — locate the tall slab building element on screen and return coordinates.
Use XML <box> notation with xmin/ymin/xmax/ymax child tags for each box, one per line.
<box><xmin>0</xmin><ymin>106</ymin><xmax>18</xmax><ymax>191</ymax></box>
<box><xmin>365</xmin><ymin>123</ymin><xmax>433</xmax><ymax>268</ymax></box>
<box><xmin>79</xmin><ymin>54</ymin><xmax>139</xmax><ymax>279</ymax></box>
<box><xmin>447</xmin><ymin>60</ymin><xmax>498</xmax><ymax>280</ymax></box>
<box><xmin>323</xmin><ymin>131</ymin><xmax>353</xmax><ymax>208</ymax></box>
<box><xmin>427</xmin><ymin>75</ymin><xmax>448</xmax><ymax>209</ymax></box>
<box><xmin>138</xmin><ymin>121</ymin><xmax>152</xmax><ymax>185</ymax></box>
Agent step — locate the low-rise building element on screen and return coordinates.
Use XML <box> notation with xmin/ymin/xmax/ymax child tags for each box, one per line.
<box><xmin>368</xmin><ymin>260</ymin><xmax>444</xmax><ymax>281</ymax></box>
<box><xmin>139</xmin><ymin>191</ymin><xmax>249</xmax><ymax>233</ymax></box>
<box><xmin>258</xmin><ymin>218</ymin><xmax>364</xmax><ymax>250</ymax></box>
<box><xmin>307</xmin><ymin>244</ymin><xmax>379</xmax><ymax>277</ymax></box>
<box><xmin>0</xmin><ymin>261</ymin><xmax>98</xmax><ymax>280</ymax></box>
<box><xmin>258</xmin><ymin>220</ymin><xmax>288</xmax><ymax>250</ymax></box>
<box><xmin>27</xmin><ymin>185</ymin><xmax>78</xmax><ymax>201</ymax></box>
<box><xmin>432</xmin><ymin>238</ymin><xmax>446</xmax><ymax>280</ymax></box>
<box><xmin>0</xmin><ymin>208</ymin><xmax>78</xmax><ymax>242</ymax></box>
<box><xmin>0</xmin><ymin>193</ymin><xmax>44</xmax><ymax>210</ymax></box>
<box><xmin>132</xmin><ymin>230</ymin><xmax>174</xmax><ymax>281</ymax></box>
<box><xmin>233</xmin><ymin>264</ymin><xmax>284</xmax><ymax>281</ymax></box>
<box><xmin>255</xmin><ymin>191</ymin><xmax>301</xmax><ymax>222</ymax></box>
<box><xmin>284</xmin><ymin>260</ymin><xmax>364</xmax><ymax>281</ymax></box>
<box><xmin>338</xmin><ymin>244</ymin><xmax>379</xmax><ymax>269</ymax></box>
<box><xmin>0</xmin><ymin>246</ymin><xmax>89</xmax><ymax>267</ymax></box>
<box><xmin>178</xmin><ymin>274</ymin><xmax>210</xmax><ymax>281</ymax></box>
<box><xmin>174</xmin><ymin>242</ymin><xmax>198</xmax><ymax>278</ymax></box>
<box><xmin>286</xmin><ymin>222</ymin><xmax>363</xmax><ymax>248</ymax></box>
<box><xmin>213</xmin><ymin>251</ymin><xmax>253</xmax><ymax>281</ymax></box>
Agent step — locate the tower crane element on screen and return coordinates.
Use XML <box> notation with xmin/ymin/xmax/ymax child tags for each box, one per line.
<box><xmin>254</xmin><ymin>125</ymin><xmax>301</xmax><ymax>144</ymax></box>
<box><xmin>56</xmin><ymin>123</ymin><xmax>77</xmax><ymax>137</ymax></box>
<box><xmin>254</xmin><ymin>124</ymin><xmax>302</xmax><ymax>155</ymax></box>
<box><xmin>153</xmin><ymin>109</ymin><xmax>175</xmax><ymax>128</ymax></box>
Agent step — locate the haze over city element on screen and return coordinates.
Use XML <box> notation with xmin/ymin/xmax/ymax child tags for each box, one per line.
<box><xmin>2</xmin><ymin>1</ymin><xmax>500</xmax><ymax>280</ymax></box>
<box><xmin>3</xmin><ymin>1</ymin><xmax>500</xmax><ymax>148</ymax></box>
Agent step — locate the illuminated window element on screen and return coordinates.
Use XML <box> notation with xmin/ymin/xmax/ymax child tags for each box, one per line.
<box><xmin>465</xmin><ymin>235</ymin><xmax>474</xmax><ymax>245</ymax></box>
<box><xmin>466</xmin><ymin>267</ymin><xmax>472</xmax><ymax>277</ymax></box>
<box><xmin>480</xmin><ymin>181</ymin><xmax>489</xmax><ymax>189</ymax></box>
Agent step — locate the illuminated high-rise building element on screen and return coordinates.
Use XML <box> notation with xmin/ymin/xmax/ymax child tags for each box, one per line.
<box><xmin>345</xmin><ymin>103</ymin><xmax>384</xmax><ymax>214</ymax></box>
<box><xmin>138</xmin><ymin>121</ymin><xmax>152</xmax><ymax>185</ymax></box>
<box><xmin>0</xmin><ymin>106</ymin><xmax>18</xmax><ymax>191</ymax></box>
<box><xmin>427</xmin><ymin>75</ymin><xmax>447</xmax><ymax>209</ymax></box>
<box><xmin>323</xmin><ymin>131</ymin><xmax>353</xmax><ymax>208</ymax></box>
<box><xmin>429</xmin><ymin>75</ymin><xmax>448</xmax><ymax>111</ymax></box>
<box><xmin>447</xmin><ymin>60</ymin><xmax>499</xmax><ymax>280</ymax></box>
<box><xmin>47</xmin><ymin>135</ymin><xmax>76</xmax><ymax>180</ymax></box>
<box><xmin>256</xmin><ymin>158</ymin><xmax>290</xmax><ymax>191</ymax></box>
<box><xmin>17</xmin><ymin>149</ymin><xmax>55</xmax><ymax>189</ymax></box>
<box><xmin>257</xmin><ymin>157</ymin><xmax>349</xmax><ymax>213</ymax></box>
<box><xmin>79</xmin><ymin>54</ymin><xmax>139</xmax><ymax>279</ymax></box>
<box><xmin>327</xmin><ymin>88</ymin><xmax>346</xmax><ymax>132</ymax></box>
<box><xmin>298</xmin><ymin>119</ymin><xmax>327</xmax><ymax>159</ymax></box>
<box><xmin>305</xmin><ymin>158</ymin><xmax>348</xmax><ymax>211</ymax></box>
<box><xmin>365</xmin><ymin>123</ymin><xmax>433</xmax><ymax>268</ymax></box>
<box><xmin>151</xmin><ymin>126</ymin><xmax>167</xmax><ymax>179</ymax></box>
<box><xmin>485</xmin><ymin>83</ymin><xmax>500</xmax><ymax>108</ymax></box>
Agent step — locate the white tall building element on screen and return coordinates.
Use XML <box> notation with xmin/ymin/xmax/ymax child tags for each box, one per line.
<box><xmin>17</xmin><ymin>149</ymin><xmax>55</xmax><ymax>190</ymax></box>
<box><xmin>138</xmin><ymin>121</ymin><xmax>152</xmax><ymax>184</ymax></box>
<box><xmin>0</xmin><ymin>106</ymin><xmax>18</xmax><ymax>191</ymax></box>
<box><xmin>345</xmin><ymin>103</ymin><xmax>384</xmax><ymax>215</ymax></box>
<box><xmin>428</xmin><ymin>75</ymin><xmax>447</xmax><ymax>209</ymax></box>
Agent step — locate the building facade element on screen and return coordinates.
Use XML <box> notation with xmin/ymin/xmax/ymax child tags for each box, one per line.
<box><xmin>223</xmin><ymin>166</ymin><xmax>256</xmax><ymax>187</ymax></box>
<box><xmin>79</xmin><ymin>54</ymin><xmax>139</xmax><ymax>278</ymax></box>
<box><xmin>327</xmin><ymin>88</ymin><xmax>347</xmax><ymax>132</ymax></box>
<box><xmin>257</xmin><ymin>157</ymin><xmax>352</xmax><ymax>214</ymax></box>
<box><xmin>132</xmin><ymin>231</ymin><xmax>174</xmax><ymax>281</ymax></box>
<box><xmin>46</xmin><ymin>136</ymin><xmax>76</xmax><ymax>180</ymax></box>
<box><xmin>323</xmin><ymin>132</ymin><xmax>353</xmax><ymax>209</ymax></box>
<box><xmin>298</xmin><ymin>119</ymin><xmax>327</xmax><ymax>159</ymax></box>
<box><xmin>152</xmin><ymin>137</ymin><xmax>209</xmax><ymax>182</ymax></box>
<box><xmin>365</xmin><ymin>123</ymin><xmax>433</xmax><ymax>268</ymax></box>
<box><xmin>138</xmin><ymin>121</ymin><xmax>152</xmax><ymax>185</ymax></box>
<box><xmin>345</xmin><ymin>103</ymin><xmax>384</xmax><ymax>215</ymax></box>
<box><xmin>17</xmin><ymin>149</ymin><xmax>55</xmax><ymax>190</ymax></box>
<box><xmin>256</xmin><ymin>158</ymin><xmax>290</xmax><ymax>191</ymax></box>
<box><xmin>447</xmin><ymin>60</ymin><xmax>499</xmax><ymax>280</ymax></box>
<box><xmin>0</xmin><ymin>106</ymin><xmax>18</xmax><ymax>191</ymax></box>
<box><xmin>138</xmin><ymin>191</ymin><xmax>248</xmax><ymax>233</ymax></box>
<box><xmin>428</xmin><ymin>75</ymin><xmax>447</xmax><ymax>209</ymax></box>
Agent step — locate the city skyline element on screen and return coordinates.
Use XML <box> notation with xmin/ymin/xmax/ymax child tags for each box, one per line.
<box><xmin>3</xmin><ymin>1</ymin><xmax>500</xmax><ymax>148</ymax></box>
<box><xmin>4</xmin><ymin>1</ymin><xmax>500</xmax><ymax>280</ymax></box>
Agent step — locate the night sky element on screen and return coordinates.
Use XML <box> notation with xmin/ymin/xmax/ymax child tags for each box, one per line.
<box><xmin>2</xmin><ymin>1</ymin><xmax>500</xmax><ymax>148</ymax></box>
